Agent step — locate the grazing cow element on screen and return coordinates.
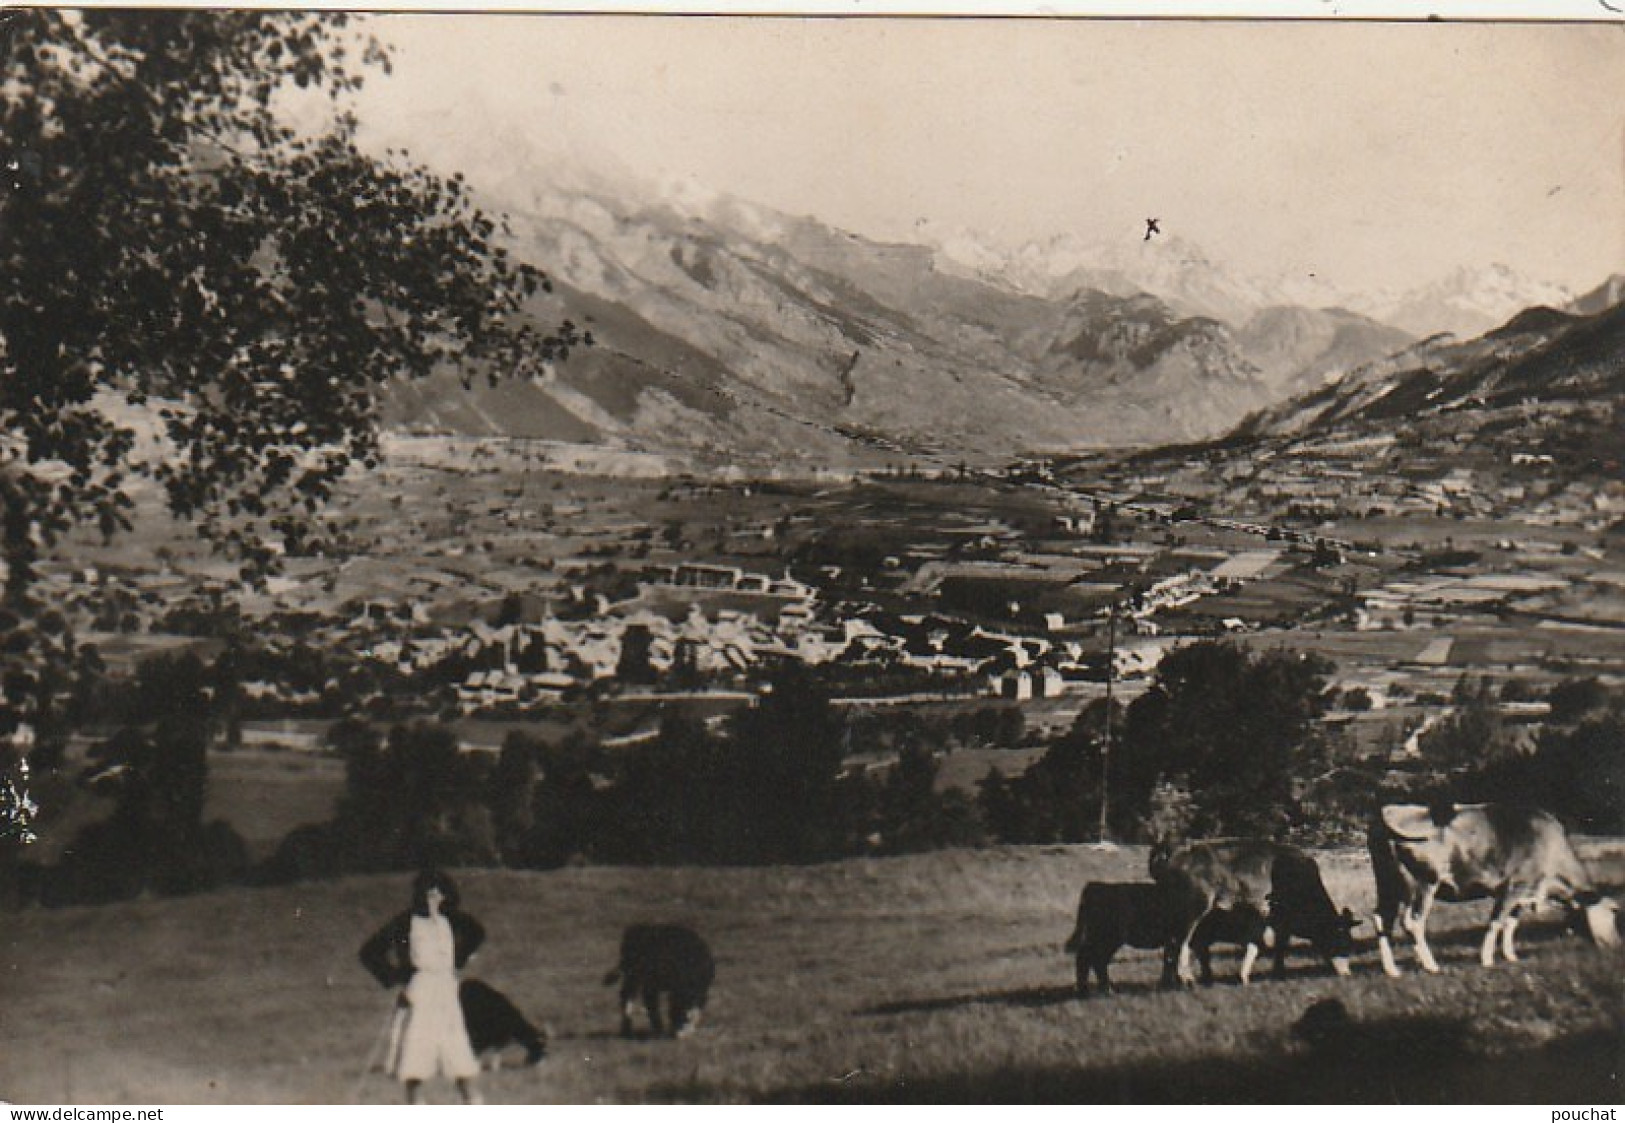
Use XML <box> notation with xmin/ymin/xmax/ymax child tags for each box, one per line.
<box><xmin>1062</xmin><ymin>880</ymin><xmax>1258</xmax><ymax>995</ymax></box>
<box><xmin>1568</xmin><ymin>893</ymin><xmax>1625</xmax><ymax>944</ymax></box>
<box><xmin>603</xmin><ymin>924</ymin><xmax>715</xmax><ymax>1038</ymax></box>
<box><xmin>460</xmin><ymin>979</ymin><xmax>547</xmax><ymax>1068</ymax></box>
<box><xmin>1155</xmin><ymin>839</ymin><xmax>1357</xmax><ymax>986</ymax></box>
<box><xmin>1368</xmin><ymin>802</ymin><xmax>1622</xmax><ymax>976</ymax></box>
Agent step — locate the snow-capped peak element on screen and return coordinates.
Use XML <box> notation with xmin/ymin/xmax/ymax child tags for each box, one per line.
<box><xmin>1353</xmin><ymin>263</ymin><xmax>1574</xmax><ymax>339</ymax></box>
<box><xmin>917</xmin><ymin>221</ymin><xmax>1312</xmax><ymax>325</ymax></box>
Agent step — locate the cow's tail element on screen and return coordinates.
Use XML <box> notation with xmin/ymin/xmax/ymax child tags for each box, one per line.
<box><xmin>601</xmin><ymin>966</ymin><xmax>622</xmax><ymax>987</ymax></box>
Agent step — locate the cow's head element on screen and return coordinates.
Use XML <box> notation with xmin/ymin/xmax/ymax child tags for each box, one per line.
<box><xmin>1148</xmin><ymin>838</ymin><xmax>1175</xmax><ymax>879</ymax></box>
<box><xmin>1571</xmin><ymin>893</ymin><xmax>1623</xmax><ymax>949</ymax></box>
<box><xmin>1313</xmin><ymin>907</ymin><xmax>1360</xmax><ymax>975</ymax></box>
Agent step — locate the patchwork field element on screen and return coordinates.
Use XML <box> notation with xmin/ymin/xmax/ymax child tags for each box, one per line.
<box><xmin>3</xmin><ymin>843</ymin><xmax>1621</xmax><ymax>1104</ymax></box>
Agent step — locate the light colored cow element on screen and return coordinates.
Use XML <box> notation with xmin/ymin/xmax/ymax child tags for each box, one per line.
<box><xmin>1368</xmin><ymin>802</ymin><xmax>1621</xmax><ymax>976</ymax></box>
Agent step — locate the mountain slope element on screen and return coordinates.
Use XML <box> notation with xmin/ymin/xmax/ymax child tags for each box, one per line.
<box><xmin>1235</xmin><ymin>306</ymin><xmax>1415</xmax><ymax>400</ymax></box>
<box><xmin>1569</xmin><ymin>274</ymin><xmax>1625</xmax><ymax>317</ymax></box>
<box><xmin>382</xmin><ymin>181</ymin><xmax>1419</xmax><ymax>461</ymax></box>
<box><xmin>922</xmin><ymin>226</ymin><xmax>1301</xmax><ymax>324</ymax></box>
<box><xmin>1241</xmin><ymin>299</ymin><xmax>1625</xmax><ymax>447</ymax></box>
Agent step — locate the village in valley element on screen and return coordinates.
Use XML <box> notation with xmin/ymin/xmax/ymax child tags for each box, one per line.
<box><xmin>39</xmin><ymin>381</ymin><xmax>1625</xmax><ymax>818</ymax></box>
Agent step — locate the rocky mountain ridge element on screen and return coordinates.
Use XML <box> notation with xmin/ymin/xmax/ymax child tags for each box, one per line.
<box><xmin>384</xmin><ymin>178</ymin><xmax>1421</xmax><ymax>464</ymax></box>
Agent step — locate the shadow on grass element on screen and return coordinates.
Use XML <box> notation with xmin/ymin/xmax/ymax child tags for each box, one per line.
<box><xmin>745</xmin><ymin>1017</ymin><xmax>1622</xmax><ymax>1104</ymax></box>
<box><xmin>866</xmin><ymin>926</ymin><xmax>1605</xmax><ymax>1020</ymax></box>
<box><xmin>575</xmin><ymin>1027</ymin><xmax>685</xmax><ymax>1043</ymax></box>
<box><xmin>860</xmin><ymin>982</ymin><xmax>1081</xmax><ymax>1016</ymax></box>
<box><xmin>754</xmin><ymin>1014</ymin><xmax>1618</xmax><ymax>1105</ymax></box>
<box><xmin>860</xmin><ymin>956</ymin><xmax>1365</xmax><ymax>1014</ymax></box>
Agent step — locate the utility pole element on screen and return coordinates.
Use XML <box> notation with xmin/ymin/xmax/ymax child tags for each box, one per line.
<box><xmin>1099</xmin><ymin>603</ymin><xmax>1116</xmax><ymax>843</ymax></box>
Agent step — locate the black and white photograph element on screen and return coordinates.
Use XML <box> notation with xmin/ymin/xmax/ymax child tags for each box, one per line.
<box><xmin>2</xmin><ymin>7</ymin><xmax>1623</xmax><ymax>1105</ymax></box>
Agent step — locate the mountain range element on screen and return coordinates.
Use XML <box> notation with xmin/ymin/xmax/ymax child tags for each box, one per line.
<box><xmin>1244</xmin><ymin>294</ymin><xmax>1625</xmax><ymax>444</ymax></box>
<box><xmin>381</xmin><ymin>167</ymin><xmax>1606</xmax><ymax>467</ymax></box>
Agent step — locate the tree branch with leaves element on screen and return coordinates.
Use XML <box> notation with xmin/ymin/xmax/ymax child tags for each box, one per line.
<box><xmin>0</xmin><ymin>10</ymin><xmax>585</xmax><ymax>887</ymax></box>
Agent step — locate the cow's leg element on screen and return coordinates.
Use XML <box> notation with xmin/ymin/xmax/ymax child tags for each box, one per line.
<box><xmin>1158</xmin><ymin>943</ymin><xmax>1181</xmax><ymax>989</ymax></box>
<box><xmin>619</xmin><ymin>982</ymin><xmax>639</xmax><ymax>1038</ymax></box>
<box><xmin>1404</xmin><ymin>883</ymin><xmax>1442</xmax><ymax>973</ymax></box>
<box><xmin>521</xmin><ymin>1025</ymin><xmax>547</xmax><ymax>1066</ymax></box>
<box><xmin>1176</xmin><ymin>937</ymin><xmax>1198</xmax><ymax>987</ymax></box>
<box><xmin>1370</xmin><ymin>832</ymin><xmax>1410</xmax><ymax>979</ymax></box>
<box><xmin>1481</xmin><ymin>889</ymin><xmax>1514</xmax><ymax>966</ymax></box>
<box><xmin>1173</xmin><ymin>912</ymin><xmax>1209</xmax><ymax>988</ymax></box>
<box><xmin>1376</xmin><ymin>908</ymin><xmax>1402</xmax><ymax>977</ymax></box>
<box><xmin>1195</xmin><ymin>940</ymin><xmax>1215</xmax><ymax>986</ymax></box>
<box><xmin>1074</xmin><ymin>950</ymin><xmax>1092</xmax><ymax>996</ymax></box>
<box><xmin>1237</xmin><ymin>913</ymin><xmax>1269</xmax><ymax>986</ymax></box>
<box><xmin>643</xmin><ymin>985</ymin><xmax>666</xmax><ymax>1036</ymax></box>
<box><xmin>1499</xmin><ymin>905</ymin><xmax>1522</xmax><ymax>963</ymax></box>
<box><xmin>1377</xmin><ymin>896</ymin><xmax>1412</xmax><ymax>978</ymax></box>
<box><xmin>1268</xmin><ymin>922</ymin><xmax>1290</xmax><ymax>979</ymax></box>
<box><xmin>1497</xmin><ymin>882</ymin><xmax>1543</xmax><ymax>963</ymax></box>
<box><xmin>1239</xmin><ymin>943</ymin><xmax>1260</xmax><ymax>986</ymax></box>
<box><xmin>1094</xmin><ymin>953</ymin><xmax>1116</xmax><ymax>997</ymax></box>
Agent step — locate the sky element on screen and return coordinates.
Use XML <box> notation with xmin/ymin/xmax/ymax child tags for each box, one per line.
<box><xmin>347</xmin><ymin>16</ymin><xmax>1625</xmax><ymax>300</ymax></box>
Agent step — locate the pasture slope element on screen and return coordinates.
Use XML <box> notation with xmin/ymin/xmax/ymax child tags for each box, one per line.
<box><xmin>2</xmin><ymin>843</ymin><xmax>1621</xmax><ymax>1104</ymax></box>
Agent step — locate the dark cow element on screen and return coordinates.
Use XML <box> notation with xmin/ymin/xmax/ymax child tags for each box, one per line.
<box><xmin>603</xmin><ymin>924</ymin><xmax>715</xmax><ymax>1038</ymax></box>
<box><xmin>1062</xmin><ymin>880</ymin><xmax>1259</xmax><ymax>995</ymax></box>
<box><xmin>460</xmin><ymin>979</ymin><xmax>547</xmax><ymax>1068</ymax></box>
<box><xmin>1155</xmin><ymin>839</ymin><xmax>1357</xmax><ymax>986</ymax></box>
<box><xmin>1368</xmin><ymin>802</ymin><xmax>1621</xmax><ymax>976</ymax></box>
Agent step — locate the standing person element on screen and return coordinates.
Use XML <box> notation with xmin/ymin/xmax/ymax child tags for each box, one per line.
<box><xmin>360</xmin><ymin>869</ymin><xmax>486</xmax><ymax>1104</ymax></box>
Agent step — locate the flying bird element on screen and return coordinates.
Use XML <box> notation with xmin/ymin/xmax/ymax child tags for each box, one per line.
<box><xmin>1144</xmin><ymin>218</ymin><xmax>1161</xmax><ymax>241</ymax></box>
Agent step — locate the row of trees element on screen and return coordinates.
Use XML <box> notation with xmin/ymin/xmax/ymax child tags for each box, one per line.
<box><xmin>977</xmin><ymin>656</ymin><xmax>1625</xmax><ymax>846</ymax></box>
<box><xmin>25</xmin><ymin>654</ymin><xmax>251</xmax><ymax>904</ymax></box>
<box><xmin>300</xmin><ymin>642</ymin><xmax>1359</xmax><ymax>876</ymax></box>
<box><xmin>14</xmin><ymin>641</ymin><xmax>1623</xmax><ymax>905</ymax></box>
<box><xmin>266</xmin><ymin>665</ymin><xmax>984</xmax><ymax>881</ymax></box>
<box><xmin>1414</xmin><ymin>675</ymin><xmax>1623</xmax><ymax>835</ymax></box>
<box><xmin>34</xmin><ymin>643</ymin><xmax>1376</xmax><ymax>898</ymax></box>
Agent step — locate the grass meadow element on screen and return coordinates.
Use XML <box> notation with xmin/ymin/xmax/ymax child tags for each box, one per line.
<box><xmin>3</xmin><ymin>842</ymin><xmax>1622</xmax><ymax>1104</ymax></box>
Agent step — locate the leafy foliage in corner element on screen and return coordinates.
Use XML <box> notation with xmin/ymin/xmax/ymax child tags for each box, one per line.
<box><xmin>0</xmin><ymin>11</ymin><xmax>584</xmax><ymax>876</ymax></box>
<box><xmin>1</xmin><ymin>11</ymin><xmax>581</xmax><ymax>589</ymax></box>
